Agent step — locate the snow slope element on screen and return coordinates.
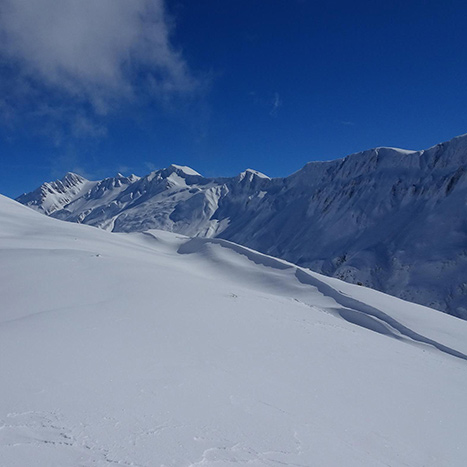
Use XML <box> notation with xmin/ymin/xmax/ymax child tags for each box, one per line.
<box><xmin>16</xmin><ymin>135</ymin><xmax>467</xmax><ymax>318</ymax></box>
<box><xmin>1</xmin><ymin>194</ymin><xmax>467</xmax><ymax>466</ymax></box>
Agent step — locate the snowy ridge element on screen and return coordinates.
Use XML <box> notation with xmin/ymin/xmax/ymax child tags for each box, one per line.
<box><xmin>16</xmin><ymin>134</ymin><xmax>467</xmax><ymax>318</ymax></box>
<box><xmin>1</xmin><ymin>194</ymin><xmax>467</xmax><ymax>466</ymax></box>
<box><xmin>16</xmin><ymin>172</ymin><xmax>94</xmax><ymax>215</ymax></box>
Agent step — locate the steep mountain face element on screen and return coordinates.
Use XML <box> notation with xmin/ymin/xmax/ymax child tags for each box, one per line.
<box><xmin>16</xmin><ymin>172</ymin><xmax>91</xmax><ymax>215</ymax></box>
<box><xmin>17</xmin><ymin>136</ymin><xmax>467</xmax><ymax>318</ymax></box>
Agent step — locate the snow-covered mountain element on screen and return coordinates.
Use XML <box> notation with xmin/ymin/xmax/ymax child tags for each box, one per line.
<box><xmin>16</xmin><ymin>172</ymin><xmax>140</xmax><ymax>218</ymax></box>
<box><xmin>17</xmin><ymin>135</ymin><xmax>467</xmax><ymax>318</ymax></box>
<box><xmin>1</xmin><ymin>193</ymin><xmax>467</xmax><ymax>466</ymax></box>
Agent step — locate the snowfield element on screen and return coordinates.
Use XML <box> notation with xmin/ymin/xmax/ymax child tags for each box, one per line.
<box><xmin>1</xmin><ymin>194</ymin><xmax>467</xmax><ymax>466</ymax></box>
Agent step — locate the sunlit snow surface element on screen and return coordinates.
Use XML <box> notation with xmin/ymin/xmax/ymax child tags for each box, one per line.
<box><xmin>1</xmin><ymin>195</ymin><xmax>467</xmax><ymax>467</ymax></box>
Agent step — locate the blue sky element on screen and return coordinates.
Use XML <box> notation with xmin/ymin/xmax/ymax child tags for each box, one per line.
<box><xmin>1</xmin><ymin>0</ymin><xmax>467</xmax><ymax>198</ymax></box>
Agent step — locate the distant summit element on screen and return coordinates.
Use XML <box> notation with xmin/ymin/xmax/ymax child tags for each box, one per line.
<box><xmin>167</xmin><ymin>164</ymin><xmax>202</xmax><ymax>177</ymax></box>
<box><xmin>17</xmin><ymin>172</ymin><xmax>89</xmax><ymax>215</ymax></box>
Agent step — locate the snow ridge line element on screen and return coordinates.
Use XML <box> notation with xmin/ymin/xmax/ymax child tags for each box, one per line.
<box><xmin>178</xmin><ymin>236</ymin><xmax>467</xmax><ymax>362</ymax></box>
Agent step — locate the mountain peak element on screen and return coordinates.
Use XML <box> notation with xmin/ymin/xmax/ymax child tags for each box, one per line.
<box><xmin>237</xmin><ymin>168</ymin><xmax>270</xmax><ymax>182</ymax></box>
<box><xmin>16</xmin><ymin>172</ymin><xmax>91</xmax><ymax>215</ymax></box>
<box><xmin>61</xmin><ymin>172</ymin><xmax>87</xmax><ymax>185</ymax></box>
<box><xmin>166</xmin><ymin>164</ymin><xmax>201</xmax><ymax>177</ymax></box>
<box><xmin>145</xmin><ymin>164</ymin><xmax>202</xmax><ymax>182</ymax></box>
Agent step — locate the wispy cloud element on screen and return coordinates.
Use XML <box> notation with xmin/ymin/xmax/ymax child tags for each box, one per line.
<box><xmin>0</xmin><ymin>0</ymin><xmax>199</xmax><ymax>138</ymax></box>
<box><xmin>270</xmin><ymin>92</ymin><xmax>282</xmax><ymax>117</ymax></box>
<box><xmin>145</xmin><ymin>161</ymin><xmax>158</xmax><ymax>172</ymax></box>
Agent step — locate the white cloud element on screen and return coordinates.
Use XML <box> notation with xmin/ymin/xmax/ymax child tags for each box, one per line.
<box><xmin>0</xmin><ymin>0</ymin><xmax>197</xmax><ymax>127</ymax></box>
<box><xmin>270</xmin><ymin>92</ymin><xmax>282</xmax><ymax>117</ymax></box>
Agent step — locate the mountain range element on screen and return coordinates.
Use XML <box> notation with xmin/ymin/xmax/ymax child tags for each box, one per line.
<box><xmin>17</xmin><ymin>134</ymin><xmax>467</xmax><ymax>318</ymax></box>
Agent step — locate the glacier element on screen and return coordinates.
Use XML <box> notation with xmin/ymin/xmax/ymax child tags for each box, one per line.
<box><xmin>16</xmin><ymin>134</ymin><xmax>467</xmax><ymax>318</ymax></box>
